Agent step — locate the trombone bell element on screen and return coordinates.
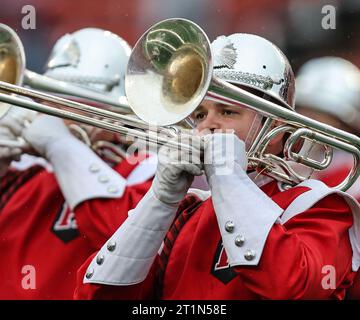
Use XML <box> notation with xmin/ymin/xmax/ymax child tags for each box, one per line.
<box><xmin>125</xmin><ymin>18</ymin><xmax>212</xmax><ymax>126</ymax></box>
<box><xmin>0</xmin><ymin>23</ymin><xmax>25</xmax><ymax>117</ymax></box>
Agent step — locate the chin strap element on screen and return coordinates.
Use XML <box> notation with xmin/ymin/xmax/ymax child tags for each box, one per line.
<box><xmin>244</xmin><ymin>113</ymin><xmax>263</xmax><ymax>151</ymax></box>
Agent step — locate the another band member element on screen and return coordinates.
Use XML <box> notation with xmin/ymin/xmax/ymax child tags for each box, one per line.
<box><xmin>296</xmin><ymin>56</ymin><xmax>360</xmax><ymax>299</ymax></box>
<box><xmin>0</xmin><ymin>28</ymin><xmax>155</xmax><ymax>299</ymax></box>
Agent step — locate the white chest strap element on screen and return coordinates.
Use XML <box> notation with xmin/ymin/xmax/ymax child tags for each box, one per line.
<box><xmin>280</xmin><ymin>179</ymin><xmax>360</xmax><ymax>271</ymax></box>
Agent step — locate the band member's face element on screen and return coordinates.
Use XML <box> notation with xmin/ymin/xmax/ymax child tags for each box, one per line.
<box><xmin>193</xmin><ymin>100</ymin><xmax>258</xmax><ymax>141</ymax></box>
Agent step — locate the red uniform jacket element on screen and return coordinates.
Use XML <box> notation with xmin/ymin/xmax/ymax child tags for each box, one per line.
<box><xmin>74</xmin><ymin>181</ymin><xmax>356</xmax><ymax>300</ymax></box>
<box><xmin>0</xmin><ymin>155</ymin><xmax>152</xmax><ymax>299</ymax></box>
<box><xmin>312</xmin><ymin>155</ymin><xmax>360</xmax><ymax>300</ymax></box>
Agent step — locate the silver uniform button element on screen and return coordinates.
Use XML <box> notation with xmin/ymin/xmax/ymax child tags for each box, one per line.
<box><xmin>107</xmin><ymin>241</ymin><xmax>116</xmax><ymax>252</ymax></box>
<box><xmin>225</xmin><ymin>221</ymin><xmax>235</xmax><ymax>233</ymax></box>
<box><xmin>107</xmin><ymin>185</ymin><xmax>119</xmax><ymax>194</ymax></box>
<box><xmin>96</xmin><ymin>254</ymin><xmax>105</xmax><ymax>265</ymax></box>
<box><xmin>98</xmin><ymin>175</ymin><xmax>109</xmax><ymax>183</ymax></box>
<box><xmin>85</xmin><ymin>268</ymin><xmax>94</xmax><ymax>279</ymax></box>
<box><xmin>89</xmin><ymin>164</ymin><xmax>100</xmax><ymax>173</ymax></box>
<box><xmin>244</xmin><ymin>249</ymin><xmax>256</xmax><ymax>261</ymax></box>
<box><xmin>235</xmin><ymin>235</ymin><xmax>245</xmax><ymax>247</ymax></box>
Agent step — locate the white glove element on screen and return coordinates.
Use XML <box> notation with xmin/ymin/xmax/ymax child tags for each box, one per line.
<box><xmin>22</xmin><ymin>114</ymin><xmax>74</xmax><ymax>158</ymax></box>
<box><xmin>203</xmin><ymin>132</ymin><xmax>248</xmax><ymax>181</ymax></box>
<box><xmin>152</xmin><ymin>135</ymin><xmax>203</xmax><ymax>204</ymax></box>
<box><xmin>0</xmin><ymin>126</ymin><xmax>22</xmax><ymax>177</ymax></box>
<box><xmin>0</xmin><ymin>107</ymin><xmax>37</xmax><ymax>136</ymax></box>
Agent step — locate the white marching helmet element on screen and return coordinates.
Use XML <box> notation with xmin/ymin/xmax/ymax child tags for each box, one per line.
<box><xmin>296</xmin><ymin>57</ymin><xmax>360</xmax><ymax>131</ymax></box>
<box><xmin>44</xmin><ymin>28</ymin><xmax>132</xmax><ymax>103</ymax></box>
<box><xmin>211</xmin><ymin>33</ymin><xmax>295</xmax><ymax>110</ymax></box>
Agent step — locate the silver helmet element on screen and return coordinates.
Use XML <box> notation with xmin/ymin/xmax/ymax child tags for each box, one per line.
<box><xmin>296</xmin><ymin>56</ymin><xmax>360</xmax><ymax>130</ymax></box>
<box><xmin>44</xmin><ymin>28</ymin><xmax>132</xmax><ymax>103</ymax></box>
<box><xmin>211</xmin><ymin>33</ymin><xmax>295</xmax><ymax>110</ymax></box>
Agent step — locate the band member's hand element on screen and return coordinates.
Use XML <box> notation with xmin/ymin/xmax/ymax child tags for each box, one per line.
<box><xmin>22</xmin><ymin>114</ymin><xmax>74</xmax><ymax>158</ymax></box>
<box><xmin>0</xmin><ymin>107</ymin><xmax>37</xmax><ymax>137</ymax></box>
<box><xmin>203</xmin><ymin>132</ymin><xmax>248</xmax><ymax>180</ymax></box>
<box><xmin>152</xmin><ymin>136</ymin><xmax>203</xmax><ymax>204</ymax></box>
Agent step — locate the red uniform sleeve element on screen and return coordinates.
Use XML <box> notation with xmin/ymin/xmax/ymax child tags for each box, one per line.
<box><xmin>234</xmin><ymin>194</ymin><xmax>356</xmax><ymax>299</ymax></box>
<box><xmin>74</xmin><ymin>252</ymin><xmax>159</xmax><ymax>300</ymax></box>
<box><xmin>74</xmin><ymin>180</ymin><xmax>152</xmax><ymax>250</ymax></box>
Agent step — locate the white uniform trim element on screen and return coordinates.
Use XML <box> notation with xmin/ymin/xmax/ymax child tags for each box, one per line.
<box><xmin>10</xmin><ymin>154</ymin><xmax>53</xmax><ymax>172</ymax></box>
<box><xmin>208</xmin><ymin>164</ymin><xmax>283</xmax><ymax>267</ymax></box>
<box><xmin>84</xmin><ymin>188</ymin><xmax>178</xmax><ymax>285</ymax></box>
<box><xmin>10</xmin><ymin>147</ymin><xmax>156</xmax><ymax>212</ymax></box>
<box><xmin>280</xmin><ymin>179</ymin><xmax>360</xmax><ymax>271</ymax></box>
<box><xmin>187</xmin><ymin>188</ymin><xmax>211</xmax><ymax>201</ymax></box>
<box><xmin>47</xmin><ymin>137</ymin><xmax>127</xmax><ymax>210</ymax></box>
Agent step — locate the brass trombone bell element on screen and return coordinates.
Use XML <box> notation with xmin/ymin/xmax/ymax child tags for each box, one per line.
<box><xmin>126</xmin><ymin>19</ymin><xmax>212</xmax><ymax>126</ymax></box>
<box><xmin>0</xmin><ymin>23</ymin><xmax>25</xmax><ymax>117</ymax></box>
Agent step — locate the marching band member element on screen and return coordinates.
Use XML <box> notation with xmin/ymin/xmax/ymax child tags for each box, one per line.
<box><xmin>74</xmin><ymin>34</ymin><xmax>360</xmax><ymax>300</ymax></box>
<box><xmin>295</xmin><ymin>57</ymin><xmax>360</xmax><ymax>299</ymax></box>
<box><xmin>296</xmin><ymin>57</ymin><xmax>360</xmax><ymax>193</ymax></box>
<box><xmin>0</xmin><ymin>28</ymin><xmax>156</xmax><ymax>299</ymax></box>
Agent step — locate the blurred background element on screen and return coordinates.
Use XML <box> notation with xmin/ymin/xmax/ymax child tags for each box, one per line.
<box><xmin>1</xmin><ymin>0</ymin><xmax>360</xmax><ymax>73</ymax></box>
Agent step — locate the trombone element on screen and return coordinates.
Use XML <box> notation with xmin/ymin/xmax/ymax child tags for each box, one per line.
<box><xmin>0</xmin><ymin>19</ymin><xmax>359</xmax><ymax>191</ymax></box>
